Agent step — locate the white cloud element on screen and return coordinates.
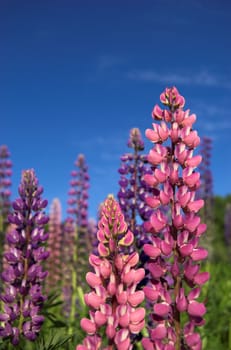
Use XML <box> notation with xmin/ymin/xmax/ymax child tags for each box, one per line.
<box><xmin>200</xmin><ymin>120</ymin><xmax>231</xmax><ymax>132</ymax></box>
<box><xmin>127</xmin><ymin>69</ymin><xmax>231</xmax><ymax>89</ymax></box>
<box><xmin>98</xmin><ymin>54</ymin><xmax>125</xmax><ymax>71</ymax></box>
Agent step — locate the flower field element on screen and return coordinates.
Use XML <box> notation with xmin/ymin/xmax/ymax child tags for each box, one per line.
<box><xmin>0</xmin><ymin>87</ymin><xmax>231</xmax><ymax>350</ymax></box>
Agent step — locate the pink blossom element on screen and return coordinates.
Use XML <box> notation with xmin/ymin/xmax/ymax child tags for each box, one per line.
<box><xmin>77</xmin><ymin>195</ymin><xmax>145</xmax><ymax>349</ymax></box>
<box><xmin>142</xmin><ymin>87</ymin><xmax>209</xmax><ymax>349</ymax></box>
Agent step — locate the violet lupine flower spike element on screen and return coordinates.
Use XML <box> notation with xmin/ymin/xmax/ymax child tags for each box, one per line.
<box><xmin>63</xmin><ymin>154</ymin><xmax>90</xmax><ymax>330</ymax></box>
<box><xmin>118</xmin><ymin>128</ymin><xmax>154</xmax><ymax>249</ymax></box>
<box><xmin>0</xmin><ymin>145</ymin><xmax>12</xmax><ymax>287</ymax></box>
<box><xmin>77</xmin><ymin>195</ymin><xmax>146</xmax><ymax>350</ymax></box>
<box><xmin>46</xmin><ymin>198</ymin><xmax>62</xmax><ymax>293</ymax></box>
<box><xmin>142</xmin><ymin>87</ymin><xmax>209</xmax><ymax>350</ymax></box>
<box><xmin>198</xmin><ymin>136</ymin><xmax>214</xmax><ymax>260</ymax></box>
<box><xmin>0</xmin><ymin>145</ymin><xmax>12</xmax><ymax>228</ymax></box>
<box><xmin>0</xmin><ymin>169</ymin><xmax>49</xmax><ymax>345</ymax></box>
<box><xmin>67</xmin><ymin>154</ymin><xmax>91</xmax><ymax>286</ymax></box>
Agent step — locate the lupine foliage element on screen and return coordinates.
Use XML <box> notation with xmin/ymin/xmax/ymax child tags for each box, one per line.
<box><xmin>0</xmin><ymin>87</ymin><xmax>231</xmax><ymax>350</ymax></box>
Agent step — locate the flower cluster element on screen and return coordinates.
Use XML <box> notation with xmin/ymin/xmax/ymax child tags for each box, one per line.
<box><xmin>142</xmin><ymin>87</ymin><xmax>209</xmax><ymax>350</ymax></box>
<box><xmin>118</xmin><ymin>128</ymin><xmax>154</xmax><ymax>248</ymax></box>
<box><xmin>198</xmin><ymin>137</ymin><xmax>214</xmax><ymax>259</ymax></box>
<box><xmin>67</xmin><ymin>154</ymin><xmax>89</xmax><ymax>228</ymax></box>
<box><xmin>77</xmin><ymin>195</ymin><xmax>145</xmax><ymax>350</ymax></box>
<box><xmin>0</xmin><ymin>145</ymin><xmax>13</xmax><ymax>289</ymax></box>
<box><xmin>198</xmin><ymin>137</ymin><xmax>213</xmax><ymax>210</ymax></box>
<box><xmin>0</xmin><ymin>169</ymin><xmax>49</xmax><ymax>345</ymax></box>
<box><xmin>0</xmin><ymin>145</ymin><xmax>12</xmax><ymax>227</ymax></box>
<box><xmin>67</xmin><ymin>154</ymin><xmax>91</xmax><ymax>287</ymax></box>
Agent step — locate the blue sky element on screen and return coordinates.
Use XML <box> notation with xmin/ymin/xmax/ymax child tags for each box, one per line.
<box><xmin>1</xmin><ymin>0</ymin><xmax>231</xmax><ymax>220</ymax></box>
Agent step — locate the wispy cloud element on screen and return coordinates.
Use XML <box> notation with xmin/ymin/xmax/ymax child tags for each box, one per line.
<box><xmin>127</xmin><ymin>69</ymin><xmax>231</xmax><ymax>89</ymax></box>
<box><xmin>193</xmin><ymin>101</ymin><xmax>230</xmax><ymax>118</ymax></box>
<box><xmin>191</xmin><ymin>100</ymin><xmax>231</xmax><ymax>141</ymax></box>
<box><xmin>76</xmin><ymin>134</ymin><xmax>127</xmax><ymax>150</ymax></box>
<box><xmin>200</xmin><ymin>120</ymin><xmax>231</xmax><ymax>132</ymax></box>
<box><xmin>86</xmin><ymin>54</ymin><xmax>126</xmax><ymax>82</ymax></box>
<box><xmin>97</xmin><ymin>54</ymin><xmax>125</xmax><ymax>71</ymax></box>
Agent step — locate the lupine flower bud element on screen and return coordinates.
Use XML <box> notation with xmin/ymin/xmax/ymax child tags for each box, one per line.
<box><xmin>77</xmin><ymin>195</ymin><xmax>145</xmax><ymax>349</ymax></box>
<box><xmin>0</xmin><ymin>169</ymin><xmax>49</xmax><ymax>345</ymax></box>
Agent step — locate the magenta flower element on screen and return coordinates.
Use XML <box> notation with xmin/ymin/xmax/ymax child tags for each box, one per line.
<box><xmin>142</xmin><ymin>87</ymin><xmax>209</xmax><ymax>350</ymax></box>
<box><xmin>0</xmin><ymin>169</ymin><xmax>49</xmax><ymax>345</ymax></box>
<box><xmin>77</xmin><ymin>195</ymin><xmax>145</xmax><ymax>350</ymax></box>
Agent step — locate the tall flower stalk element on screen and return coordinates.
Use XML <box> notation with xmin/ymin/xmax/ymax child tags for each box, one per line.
<box><xmin>117</xmin><ymin>128</ymin><xmax>154</xmax><ymax>250</ymax></box>
<box><xmin>67</xmin><ymin>154</ymin><xmax>91</xmax><ymax>286</ymax></box>
<box><xmin>0</xmin><ymin>145</ymin><xmax>12</xmax><ymax>228</ymax></box>
<box><xmin>77</xmin><ymin>195</ymin><xmax>145</xmax><ymax>350</ymax></box>
<box><xmin>0</xmin><ymin>145</ymin><xmax>12</xmax><ymax>286</ymax></box>
<box><xmin>142</xmin><ymin>87</ymin><xmax>209</xmax><ymax>350</ymax></box>
<box><xmin>61</xmin><ymin>154</ymin><xmax>90</xmax><ymax>331</ymax></box>
<box><xmin>46</xmin><ymin>198</ymin><xmax>62</xmax><ymax>293</ymax></box>
<box><xmin>198</xmin><ymin>137</ymin><xmax>214</xmax><ymax>260</ymax></box>
<box><xmin>0</xmin><ymin>169</ymin><xmax>49</xmax><ymax>345</ymax></box>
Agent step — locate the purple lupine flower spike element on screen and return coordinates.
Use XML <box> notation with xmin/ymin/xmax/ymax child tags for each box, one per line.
<box><xmin>142</xmin><ymin>87</ymin><xmax>209</xmax><ymax>350</ymax></box>
<box><xmin>198</xmin><ymin>136</ymin><xmax>214</xmax><ymax>259</ymax></box>
<box><xmin>77</xmin><ymin>195</ymin><xmax>146</xmax><ymax>350</ymax></box>
<box><xmin>0</xmin><ymin>145</ymin><xmax>12</xmax><ymax>287</ymax></box>
<box><xmin>67</xmin><ymin>154</ymin><xmax>89</xmax><ymax>228</ymax></box>
<box><xmin>0</xmin><ymin>169</ymin><xmax>49</xmax><ymax>345</ymax></box>
<box><xmin>46</xmin><ymin>198</ymin><xmax>62</xmax><ymax>293</ymax></box>
<box><xmin>67</xmin><ymin>154</ymin><xmax>91</xmax><ymax>288</ymax></box>
<box><xmin>61</xmin><ymin>154</ymin><xmax>90</xmax><ymax>320</ymax></box>
<box><xmin>118</xmin><ymin>128</ymin><xmax>154</xmax><ymax>249</ymax></box>
<box><xmin>0</xmin><ymin>145</ymin><xmax>12</xmax><ymax>225</ymax></box>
